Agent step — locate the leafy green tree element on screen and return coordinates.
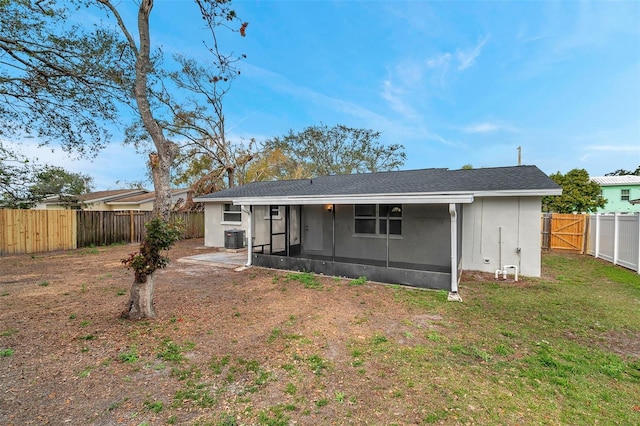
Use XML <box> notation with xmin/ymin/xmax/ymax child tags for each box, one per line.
<box><xmin>0</xmin><ymin>0</ymin><xmax>126</xmax><ymax>209</ymax></box>
<box><xmin>263</xmin><ymin>124</ymin><xmax>406</xmax><ymax>178</ymax></box>
<box><xmin>29</xmin><ymin>166</ymin><xmax>93</xmax><ymax>199</ymax></box>
<box><xmin>0</xmin><ymin>144</ymin><xmax>91</xmax><ymax>209</ymax></box>
<box><xmin>605</xmin><ymin>166</ymin><xmax>640</xmax><ymax>176</ymax></box>
<box><xmin>244</xmin><ymin>147</ymin><xmax>309</xmax><ymax>184</ymax></box>
<box><xmin>1</xmin><ymin>144</ymin><xmax>39</xmax><ymax>208</ymax></box>
<box><xmin>0</xmin><ymin>0</ymin><xmax>129</xmax><ymax>155</ymax></box>
<box><xmin>542</xmin><ymin>168</ymin><xmax>606</xmax><ymax>213</ymax></box>
<box><xmin>121</xmin><ymin>218</ymin><xmax>182</xmax><ymax>320</ymax></box>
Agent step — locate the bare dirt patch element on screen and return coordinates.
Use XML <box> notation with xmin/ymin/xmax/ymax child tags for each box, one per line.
<box><xmin>0</xmin><ymin>239</ymin><xmax>446</xmax><ymax>425</ymax></box>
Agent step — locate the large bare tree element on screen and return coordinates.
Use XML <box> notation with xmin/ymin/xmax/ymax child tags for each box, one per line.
<box><xmin>97</xmin><ymin>0</ymin><xmax>246</xmax><ymax>319</ymax></box>
<box><xmin>0</xmin><ymin>0</ymin><xmax>247</xmax><ymax>319</ymax></box>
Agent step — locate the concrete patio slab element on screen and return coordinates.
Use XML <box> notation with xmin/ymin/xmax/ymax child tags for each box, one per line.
<box><xmin>178</xmin><ymin>250</ymin><xmax>248</xmax><ymax>269</ymax></box>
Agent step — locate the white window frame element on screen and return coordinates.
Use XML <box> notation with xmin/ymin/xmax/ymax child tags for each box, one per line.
<box><xmin>621</xmin><ymin>189</ymin><xmax>630</xmax><ymax>201</ymax></box>
<box><xmin>222</xmin><ymin>203</ymin><xmax>242</xmax><ymax>224</ymax></box>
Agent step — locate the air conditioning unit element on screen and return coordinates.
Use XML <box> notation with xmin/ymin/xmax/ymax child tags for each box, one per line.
<box><xmin>224</xmin><ymin>229</ymin><xmax>244</xmax><ymax>249</ymax></box>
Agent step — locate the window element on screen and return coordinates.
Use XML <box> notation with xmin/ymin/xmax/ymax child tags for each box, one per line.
<box><xmin>264</xmin><ymin>205</ymin><xmax>282</xmax><ymax>219</ymax></box>
<box><xmin>379</xmin><ymin>204</ymin><xmax>402</xmax><ymax>235</ymax></box>
<box><xmin>354</xmin><ymin>204</ymin><xmax>376</xmax><ymax>234</ymax></box>
<box><xmin>354</xmin><ymin>204</ymin><xmax>402</xmax><ymax>235</ymax></box>
<box><xmin>621</xmin><ymin>189</ymin><xmax>630</xmax><ymax>201</ymax></box>
<box><xmin>223</xmin><ymin>203</ymin><xmax>242</xmax><ymax>223</ymax></box>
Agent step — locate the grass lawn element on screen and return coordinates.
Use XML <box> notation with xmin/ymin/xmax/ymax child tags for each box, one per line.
<box><xmin>1</xmin><ymin>242</ymin><xmax>639</xmax><ymax>425</ymax></box>
<box><xmin>391</xmin><ymin>253</ymin><xmax>640</xmax><ymax>424</ymax></box>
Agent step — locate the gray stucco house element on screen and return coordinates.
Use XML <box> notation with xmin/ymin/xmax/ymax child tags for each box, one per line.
<box><xmin>194</xmin><ymin>165</ymin><xmax>561</xmax><ymax>298</ymax></box>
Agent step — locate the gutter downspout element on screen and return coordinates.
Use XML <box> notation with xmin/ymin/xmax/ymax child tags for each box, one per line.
<box><xmin>241</xmin><ymin>205</ymin><xmax>252</xmax><ymax>267</ymax></box>
<box><xmin>386</xmin><ymin>210</ymin><xmax>390</xmax><ymax>268</ymax></box>
<box><xmin>332</xmin><ymin>204</ymin><xmax>336</xmax><ymax>262</ymax></box>
<box><xmin>448</xmin><ymin>203</ymin><xmax>462</xmax><ymax>302</ymax></box>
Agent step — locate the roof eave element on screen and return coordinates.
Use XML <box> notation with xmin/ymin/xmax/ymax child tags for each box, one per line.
<box><xmin>107</xmin><ymin>190</ymin><xmax>189</xmax><ymax>205</ymax></box>
<box><xmin>107</xmin><ymin>200</ymin><xmax>153</xmax><ymax>205</ymax></box>
<box><xmin>83</xmin><ymin>190</ymin><xmax>148</xmax><ymax>203</ymax></box>
<box><xmin>195</xmin><ymin>188</ymin><xmax>561</xmax><ymax>205</ymax></box>
<box><xmin>472</xmin><ymin>189</ymin><xmax>562</xmax><ymax>197</ymax></box>
<box><xmin>230</xmin><ymin>194</ymin><xmax>475</xmax><ymax>205</ymax></box>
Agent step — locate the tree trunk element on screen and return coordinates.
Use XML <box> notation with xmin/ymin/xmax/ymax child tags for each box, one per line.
<box><xmin>121</xmin><ymin>274</ymin><xmax>156</xmax><ymax>320</ymax></box>
<box><xmin>133</xmin><ymin>0</ymin><xmax>177</xmax><ymax>220</ymax></box>
<box><xmin>149</xmin><ymin>149</ymin><xmax>178</xmax><ymax>220</ymax></box>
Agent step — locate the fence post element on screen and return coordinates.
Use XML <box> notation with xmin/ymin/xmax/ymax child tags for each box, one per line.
<box><xmin>129</xmin><ymin>210</ymin><xmax>135</xmax><ymax>244</ymax></box>
<box><xmin>613</xmin><ymin>213</ymin><xmax>619</xmax><ymax>266</ymax></box>
<box><xmin>582</xmin><ymin>215</ymin><xmax>589</xmax><ymax>254</ymax></box>
<box><xmin>594</xmin><ymin>214</ymin><xmax>600</xmax><ymax>259</ymax></box>
<box><xmin>637</xmin><ymin>213</ymin><xmax>640</xmax><ymax>275</ymax></box>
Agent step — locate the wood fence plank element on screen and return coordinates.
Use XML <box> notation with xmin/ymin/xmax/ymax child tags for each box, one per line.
<box><xmin>2</xmin><ymin>209</ymin><xmax>203</xmax><ymax>255</ymax></box>
<box><xmin>547</xmin><ymin>213</ymin><xmax>587</xmax><ymax>254</ymax></box>
<box><xmin>0</xmin><ymin>210</ymin><xmax>75</xmax><ymax>254</ymax></box>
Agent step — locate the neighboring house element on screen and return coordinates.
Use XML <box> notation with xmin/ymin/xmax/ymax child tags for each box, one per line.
<box><xmin>34</xmin><ymin>188</ymin><xmax>191</xmax><ymax>211</ymax></box>
<box><xmin>105</xmin><ymin>189</ymin><xmax>191</xmax><ymax>211</ymax></box>
<box><xmin>591</xmin><ymin>176</ymin><xmax>640</xmax><ymax>213</ymax></box>
<box><xmin>194</xmin><ymin>165</ymin><xmax>561</xmax><ymax>296</ymax></box>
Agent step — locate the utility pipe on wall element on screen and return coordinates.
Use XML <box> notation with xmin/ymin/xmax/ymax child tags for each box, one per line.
<box><xmin>241</xmin><ymin>205</ymin><xmax>252</xmax><ymax>267</ymax></box>
<box><xmin>498</xmin><ymin>226</ymin><xmax>503</xmax><ymax>272</ymax></box>
<box><xmin>494</xmin><ymin>225</ymin><xmax>518</xmax><ymax>281</ymax></box>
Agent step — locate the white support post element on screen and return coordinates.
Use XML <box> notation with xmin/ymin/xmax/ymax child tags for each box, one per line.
<box><xmin>637</xmin><ymin>213</ymin><xmax>640</xmax><ymax>275</ymax></box>
<box><xmin>636</xmin><ymin>213</ymin><xmax>640</xmax><ymax>274</ymax></box>
<box><xmin>242</xmin><ymin>205</ymin><xmax>253</xmax><ymax>267</ymax></box>
<box><xmin>594</xmin><ymin>214</ymin><xmax>600</xmax><ymax>259</ymax></box>
<box><xmin>448</xmin><ymin>203</ymin><xmax>462</xmax><ymax>302</ymax></box>
<box><xmin>613</xmin><ymin>212</ymin><xmax>619</xmax><ymax>266</ymax></box>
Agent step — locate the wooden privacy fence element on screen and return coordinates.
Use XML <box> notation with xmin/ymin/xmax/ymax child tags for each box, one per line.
<box><xmin>541</xmin><ymin>213</ymin><xmax>588</xmax><ymax>254</ymax></box>
<box><xmin>0</xmin><ymin>209</ymin><xmax>77</xmax><ymax>255</ymax></box>
<box><xmin>1</xmin><ymin>210</ymin><xmax>204</xmax><ymax>255</ymax></box>
<box><xmin>76</xmin><ymin>211</ymin><xmax>204</xmax><ymax>247</ymax></box>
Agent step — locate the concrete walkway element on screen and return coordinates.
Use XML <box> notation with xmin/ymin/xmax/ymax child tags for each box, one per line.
<box><xmin>177</xmin><ymin>250</ymin><xmax>248</xmax><ymax>269</ymax></box>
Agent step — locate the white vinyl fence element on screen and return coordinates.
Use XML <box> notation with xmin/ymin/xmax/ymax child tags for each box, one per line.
<box><xmin>587</xmin><ymin>213</ymin><xmax>640</xmax><ymax>273</ymax></box>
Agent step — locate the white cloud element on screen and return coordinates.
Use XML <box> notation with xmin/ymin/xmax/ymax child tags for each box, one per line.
<box><xmin>463</xmin><ymin>123</ymin><xmax>499</xmax><ymax>133</ymax></box>
<box><xmin>5</xmin><ymin>140</ymin><xmax>149</xmax><ymax>190</ymax></box>
<box><xmin>461</xmin><ymin>121</ymin><xmax>518</xmax><ymax>134</ymax></box>
<box><xmin>426</xmin><ymin>52</ymin><xmax>452</xmax><ymax>69</ymax></box>
<box><xmin>416</xmin><ymin>35</ymin><xmax>489</xmax><ymax>93</ymax></box>
<box><xmin>456</xmin><ymin>35</ymin><xmax>489</xmax><ymax>71</ymax></box>
<box><xmin>381</xmin><ymin>80</ymin><xmax>417</xmax><ymax>119</ymax></box>
<box><xmin>244</xmin><ymin>62</ymin><xmax>391</xmax><ymax>125</ymax></box>
<box><xmin>425</xmin><ymin>131</ymin><xmax>458</xmax><ymax>147</ymax></box>
<box><xmin>585</xmin><ymin>144</ymin><xmax>640</xmax><ymax>152</ymax></box>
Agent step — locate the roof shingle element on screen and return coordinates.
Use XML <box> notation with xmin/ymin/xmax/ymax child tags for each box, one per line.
<box><xmin>196</xmin><ymin>165</ymin><xmax>560</xmax><ymax>200</ymax></box>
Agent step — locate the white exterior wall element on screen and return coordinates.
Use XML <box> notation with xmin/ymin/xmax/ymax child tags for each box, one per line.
<box><xmin>203</xmin><ymin>202</ymin><xmax>250</xmax><ymax>247</ymax></box>
<box><xmin>105</xmin><ymin>202</ymin><xmax>152</xmax><ymax>211</ymax></box>
<box><xmin>462</xmin><ymin>197</ymin><xmax>542</xmax><ymax>277</ymax></box>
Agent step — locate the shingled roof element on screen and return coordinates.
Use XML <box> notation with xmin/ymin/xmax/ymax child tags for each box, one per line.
<box><xmin>195</xmin><ymin>165</ymin><xmax>560</xmax><ymax>203</ymax></box>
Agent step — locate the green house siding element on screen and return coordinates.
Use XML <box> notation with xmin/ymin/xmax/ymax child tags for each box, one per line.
<box><xmin>598</xmin><ymin>185</ymin><xmax>640</xmax><ymax>213</ymax></box>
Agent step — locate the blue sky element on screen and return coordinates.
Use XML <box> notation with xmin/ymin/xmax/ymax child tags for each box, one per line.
<box><xmin>12</xmin><ymin>0</ymin><xmax>640</xmax><ymax>189</ymax></box>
